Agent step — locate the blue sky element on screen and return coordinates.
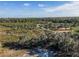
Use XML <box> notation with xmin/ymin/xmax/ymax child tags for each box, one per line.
<box><xmin>0</xmin><ymin>1</ymin><xmax>79</xmax><ymax>18</ymax></box>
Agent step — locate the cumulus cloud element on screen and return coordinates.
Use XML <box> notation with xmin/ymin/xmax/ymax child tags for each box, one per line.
<box><xmin>38</xmin><ymin>4</ymin><xmax>45</xmax><ymax>7</ymax></box>
<box><xmin>44</xmin><ymin>2</ymin><xmax>79</xmax><ymax>16</ymax></box>
<box><xmin>24</xmin><ymin>3</ymin><xmax>30</xmax><ymax>6</ymax></box>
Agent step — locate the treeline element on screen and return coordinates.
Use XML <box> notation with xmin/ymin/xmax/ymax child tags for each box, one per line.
<box><xmin>0</xmin><ymin>17</ymin><xmax>79</xmax><ymax>23</ymax></box>
<box><xmin>0</xmin><ymin>17</ymin><xmax>79</xmax><ymax>30</ymax></box>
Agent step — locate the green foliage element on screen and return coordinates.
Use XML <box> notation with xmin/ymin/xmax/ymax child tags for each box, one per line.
<box><xmin>0</xmin><ymin>17</ymin><xmax>79</xmax><ymax>56</ymax></box>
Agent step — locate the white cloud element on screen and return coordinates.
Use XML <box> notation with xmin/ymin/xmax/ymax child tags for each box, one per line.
<box><xmin>44</xmin><ymin>2</ymin><xmax>79</xmax><ymax>16</ymax></box>
<box><xmin>24</xmin><ymin>3</ymin><xmax>30</xmax><ymax>6</ymax></box>
<box><xmin>38</xmin><ymin>4</ymin><xmax>45</xmax><ymax>7</ymax></box>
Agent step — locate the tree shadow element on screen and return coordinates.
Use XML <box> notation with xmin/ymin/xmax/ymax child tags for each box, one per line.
<box><xmin>1</xmin><ymin>38</ymin><xmax>59</xmax><ymax>57</ymax></box>
<box><xmin>2</xmin><ymin>38</ymin><xmax>54</xmax><ymax>50</ymax></box>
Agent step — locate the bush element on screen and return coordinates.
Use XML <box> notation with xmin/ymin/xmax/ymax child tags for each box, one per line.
<box><xmin>2</xmin><ymin>30</ymin><xmax>79</xmax><ymax>56</ymax></box>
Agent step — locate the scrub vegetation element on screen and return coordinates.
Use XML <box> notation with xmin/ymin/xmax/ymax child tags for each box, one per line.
<box><xmin>0</xmin><ymin>17</ymin><xmax>79</xmax><ymax>57</ymax></box>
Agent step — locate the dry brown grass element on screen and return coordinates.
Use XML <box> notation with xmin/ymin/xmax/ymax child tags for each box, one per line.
<box><xmin>0</xmin><ymin>48</ymin><xmax>30</xmax><ymax>57</ymax></box>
